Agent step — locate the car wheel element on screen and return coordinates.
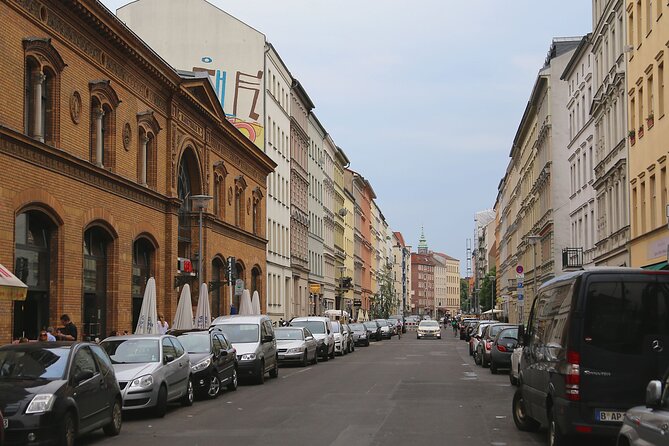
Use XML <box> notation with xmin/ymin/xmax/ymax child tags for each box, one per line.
<box><xmin>154</xmin><ymin>384</ymin><xmax>168</xmax><ymax>418</ymax></box>
<box><xmin>474</xmin><ymin>350</ymin><xmax>481</xmax><ymax>365</ymax></box>
<box><xmin>302</xmin><ymin>352</ymin><xmax>309</xmax><ymax>367</ymax></box>
<box><xmin>311</xmin><ymin>350</ymin><xmax>318</xmax><ymax>364</ymax></box>
<box><xmin>59</xmin><ymin>410</ymin><xmax>76</xmax><ymax>446</ymax></box>
<box><xmin>365</xmin><ymin>340</ymin><xmax>370</xmax><ymax>346</ymax></box>
<box><xmin>227</xmin><ymin>368</ymin><xmax>238</xmax><ymax>391</ymax></box>
<box><xmin>256</xmin><ymin>360</ymin><xmax>266</xmax><ymax>384</ymax></box>
<box><xmin>482</xmin><ymin>354</ymin><xmax>489</xmax><ymax>368</ymax></box>
<box><xmin>548</xmin><ymin>408</ymin><xmax>570</xmax><ymax>446</ymax></box>
<box><xmin>181</xmin><ymin>377</ymin><xmax>194</xmax><ymax>406</ymax></box>
<box><xmin>490</xmin><ymin>361</ymin><xmax>498</xmax><ymax>374</ymax></box>
<box><xmin>510</xmin><ymin>373</ymin><xmax>518</xmax><ymax>386</ymax></box>
<box><xmin>321</xmin><ymin>346</ymin><xmax>329</xmax><ymax>361</ymax></box>
<box><xmin>329</xmin><ymin>347</ymin><xmax>335</xmax><ymax>359</ymax></box>
<box><xmin>103</xmin><ymin>398</ymin><xmax>122</xmax><ymax>436</ymax></box>
<box><xmin>269</xmin><ymin>358</ymin><xmax>279</xmax><ymax>378</ymax></box>
<box><xmin>207</xmin><ymin>374</ymin><xmax>221</xmax><ymax>398</ymax></box>
<box><xmin>512</xmin><ymin>388</ymin><xmax>540</xmax><ymax>432</ymax></box>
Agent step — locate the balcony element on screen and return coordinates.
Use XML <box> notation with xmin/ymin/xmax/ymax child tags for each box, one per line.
<box><xmin>562</xmin><ymin>248</ymin><xmax>583</xmax><ymax>270</ymax></box>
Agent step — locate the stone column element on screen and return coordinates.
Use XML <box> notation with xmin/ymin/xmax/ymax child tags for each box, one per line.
<box><xmin>139</xmin><ymin>133</ymin><xmax>149</xmax><ymax>185</ymax></box>
<box><xmin>33</xmin><ymin>71</ymin><xmax>46</xmax><ymax>142</ymax></box>
<box><xmin>94</xmin><ymin>106</ymin><xmax>105</xmax><ymax>166</ymax></box>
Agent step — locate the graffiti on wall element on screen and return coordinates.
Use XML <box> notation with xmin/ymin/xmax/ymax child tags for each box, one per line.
<box><xmin>194</xmin><ymin>56</ymin><xmax>264</xmax><ymax>149</ymax></box>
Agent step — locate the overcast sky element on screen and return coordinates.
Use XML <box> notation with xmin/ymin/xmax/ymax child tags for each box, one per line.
<box><xmin>102</xmin><ymin>0</ymin><xmax>591</xmax><ymax>273</ymax></box>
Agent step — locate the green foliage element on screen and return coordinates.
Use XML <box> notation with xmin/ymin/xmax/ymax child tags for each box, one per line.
<box><xmin>371</xmin><ymin>263</ymin><xmax>398</xmax><ymax>319</ymax></box>
<box><xmin>478</xmin><ymin>267</ymin><xmax>497</xmax><ymax>312</ymax></box>
<box><xmin>460</xmin><ymin>278</ymin><xmax>470</xmax><ymax>311</ymax></box>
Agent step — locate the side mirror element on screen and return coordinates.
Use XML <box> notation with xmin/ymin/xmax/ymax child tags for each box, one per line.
<box><xmin>646</xmin><ymin>380</ymin><xmax>663</xmax><ymax>407</ymax></box>
<box><xmin>305</xmin><ymin>336</ymin><xmax>313</xmax><ymax>341</ymax></box>
<box><xmin>163</xmin><ymin>354</ymin><xmax>175</xmax><ymax>364</ymax></box>
<box><xmin>74</xmin><ymin>369</ymin><xmax>94</xmax><ymax>384</ymax></box>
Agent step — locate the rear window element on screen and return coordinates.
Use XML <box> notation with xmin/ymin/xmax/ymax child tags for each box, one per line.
<box><xmin>584</xmin><ymin>277</ymin><xmax>669</xmax><ymax>354</ymax></box>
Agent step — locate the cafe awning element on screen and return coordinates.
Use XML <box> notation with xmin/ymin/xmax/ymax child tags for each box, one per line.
<box><xmin>0</xmin><ymin>264</ymin><xmax>28</xmax><ymax>301</ymax></box>
<box><xmin>642</xmin><ymin>261</ymin><xmax>668</xmax><ymax>271</ymax></box>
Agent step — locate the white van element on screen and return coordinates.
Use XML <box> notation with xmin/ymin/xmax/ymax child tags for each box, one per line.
<box><xmin>210</xmin><ymin>315</ymin><xmax>278</xmax><ymax>384</ymax></box>
<box><xmin>290</xmin><ymin>317</ymin><xmax>335</xmax><ymax>361</ymax></box>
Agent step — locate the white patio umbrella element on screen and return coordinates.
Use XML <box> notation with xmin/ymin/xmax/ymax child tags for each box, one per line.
<box><xmin>135</xmin><ymin>277</ymin><xmax>159</xmax><ymax>334</ymax></box>
<box><xmin>173</xmin><ymin>284</ymin><xmax>194</xmax><ymax>330</ymax></box>
<box><xmin>238</xmin><ymin>289</ymin><xmax>253</xmax><ymax>316</ymax></box>
<box><xmin>251</xmin><ymin>290</ymin><xmax>261</xmax><ymax>315</ymax></box>
<box><xmin>194</xmin><ymin>283</ymin><xmax>211</xmax><ymax>329</ymax></box>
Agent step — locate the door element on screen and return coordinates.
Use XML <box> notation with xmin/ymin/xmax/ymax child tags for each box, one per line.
<box><xmin>215</xmin><ymin>334</ymin><xmax>235</xmax><ymax>382</ymax></box>
<box><xmin>70</xmin><ymin>346</ymin><xmax>105</xmax><ymax>430</ymax></box>
<box><xmin>161</xmin><ymin>338</ymin><xmax>179</xmax><ymax>400</ymax></box>
<box><xmin>170</xmin><ymin>337</ymin><xmax>190</xmax><ymax>397</ymax></box>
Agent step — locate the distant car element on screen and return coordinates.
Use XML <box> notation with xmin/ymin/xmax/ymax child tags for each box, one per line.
<box><xmin>341</xmin><ymin>323</ymin><xmax>355</xmax><ymax>353</ymax></box>
<box><xmin>275</xmin><ymin>327</ymin><xmax>318</xmax><ymax>366</ymax></box>
<box><xmin>363</xmin><ymin>321</ymin><xmax>382</xmax><ymax>342</ymax></box>
<box><xmin>173</xmin><ymin>329</ymin><xmax>238</xmax><ymax>399</ymax></box>
<box><xmin>374</xmin><ymin>319</ymin><xmax>392</xmax><ymax>339</ymax></box>
<box><xmin>0</xmin><ymin>342</ymin><xmax>123</xmax><ymax>445</ymax></box>
<box><xmin>617</xmin><ymin>374</ymin><xmax>669</xmax><ymax>446</ymax></box>
<box><xmin>331</xmin><ymin>321</ymin><xmax>348</xmax><ymax>356</ymax></box>
<box><xmin>469</xmin><ymin>321</ymin><xmax>494</xmax><ymax>357</ymax></box>
<box><xmin>100</xmin><ymin>334</ymin><xmax>193</xmax><ymax>417</ymax></box>
<box><xmin>290</xmin><ymin>317</ymin><xmax>335</xmax><ymax>361</ymax></box>
<box><xmin>476</xmin><ymin>323</ymin><xmax>515</xmax><ymax>368</ymax></box>
<box><xmin>489</xmin><ymin>326</ymin><xmax>519</xmax><ymax>374</ymax></box>
<box><xmin>417</xmin><ymin>320</ymin><xmax>441</xmax><ymax>339</ymax></box>
<box><xmin>459</xmin><ymin>319</ymin><xmax>477</xmax><ymax>340</ymax></box>
<box><xmin>349</xmin><ymin>323</ymin><xmax>371</xmax><ymax>346</ymax></box>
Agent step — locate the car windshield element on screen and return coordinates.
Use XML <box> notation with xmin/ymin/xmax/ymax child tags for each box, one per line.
<box><xmin>177</xmin><ymin>334</ymin><xmax>210</xmax><ymax>353</ymax></box>
<box><xmin>213</xmin><ymin>324</ymin><xmax>260</xmax><ymax>343</ymax></box>
<box><xmin>101</xmin><ymin>339</ymin><xmax>160</xmax><ymax>364</ymax></box>
<box><xmin>376</xmin><ymin>319</ymin><xmax>388</xmax><ymax>325</ymax></box>
<box><xmin>275</xmin><ymin>329</ymin><xmax>304</xmax><ymax>340</ymax></box>
<box><xmin>498</xmin><ymin>328</ymin><xmax>519</xmax><ymax>340</ymax></box>
<box><xmin>291</xmin><ymin>321</ymin><xmax>325</xmax><ymax>334</ymax></box>
<box><xmin>363</xmin><ymin>322</ymin><xmax>378</xmax><ymax>329</ymax></box>
<box><xmin>0</xmin><ymin>347</ymin><xmax>70</xmax><ymax>380</ymax></box>
<box><xmin>420</xmin><ymin>321</ymin><xmax>439</xmax><ymax>328</ymax></box>
<box><xmin>388</xmin><ymin>318</ymin><xmax>398</xmax><ymax>324</ymax></box>
<box><xmin>331</xmin><ymin>323</ymin><xmax>340</xmax><ymax>333</ymax></box>
<box><xmin>489</xmin><ymin>325</ymin><xmax>513</xmax><ymax>337</ymax></box>
<box><xmin>349</xmin><ymin>323</ymin><xmax>365</xmax><ymax>331</ymax></box>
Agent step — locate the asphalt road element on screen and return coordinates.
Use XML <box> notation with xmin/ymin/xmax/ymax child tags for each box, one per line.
<box><xmin>78</xmin><ymin>330</ymin><xmax>590</xmax><ymax>446</ymax></box>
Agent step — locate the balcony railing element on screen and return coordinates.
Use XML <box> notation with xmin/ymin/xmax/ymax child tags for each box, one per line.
<box><xmin>562</xmin><ymin>247</ymin><xmax>583</xmax><ymax>270</ymax></box>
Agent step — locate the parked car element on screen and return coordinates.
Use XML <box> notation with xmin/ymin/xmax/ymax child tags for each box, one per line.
<box><xmin>475</xmin><ymin>323</ymin><xmax>514</xmax><ymax>367</ymax></box>
<box><xmin>173</xmin><ymin>329</ymin><xmax>238</xmax><ymax>399</ymax></box>
<box><xmin>469</xmin><ymin>321</ymin><xmax>494</xmax><ymax>357</ymax></box>
<box><xmin>512</xmin><ymin>268</ymin><xmax>669</xmax><ymax>445</ymax></box>
<box><xmin>460</xmin><ymin>319</ymin><xmax>478</xmax><ymax>340</ymax></box>
<box><xmin>349</xmin><ymin>323</ymin><xmax>371</xmax><ymax>346</ymax></box>
<box><xmin>290</xmin><ymin>316</ymin><xmax>335</xmax><ymax>360</ymax></box>
<box><xmin>101</xmin><ymin>334</ymin><xmax>193</xmax><ymax>417</ymax></box>
<box><xmin>331</xmin><ymin>321</ymin><xmax>348</xmax><ymax>356</ymax></box>
<box><xmin>416</xmin><ymin>320</ymin><xmax>441</xmax><ymax>339</ymax></box>
<box><xmin>374</xmin><ymin>319</ymin><xmax>392</xmax><ymax>339</ymax></box>
<box><xmin>363</xmin><ymin>321</ymin><xmax>382</xmax><ymax>342</ymax></box>
<box><xmin>342</xmin><ymin>323</ymin><xmax>355</xmax><ymax>353</ymax></box>
<box><xmin>0</xmin><ymin>342</ymin><xmax>123</xmax><ymax>445</ymax></box>
<box><xmin>210</xmin><ymin>315</ymin><xmax>278</xmax><ymax>384</ymax></box>
<box><xmin>617</xmin><ymin>372</ymin><xmax>669</xmax><ymax>446</ymax></box>
<box><xmin>509</xmin><ymin>346</ymin><xmax>522</xmax><ymax>386</ymax></box>
<box><xmin>387</xmin><ymin>317</ymin><xmax>400</xmax><ymax>335</ymax></box>
<box><xmin>275</xmin><ymin>327</ymin><xmax>318</xmax><ymax>366</ymax></box>
<box><xmin>489</xmin><ymin>326</ymin><xmax>519</xmax><ymax>374</ymax></box>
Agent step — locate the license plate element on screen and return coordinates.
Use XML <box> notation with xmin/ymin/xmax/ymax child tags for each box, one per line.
<box><xmin>596</xmin><ymin>410</ymin><xmax>625</xmax><ymax>422</ymax></box>
<box><xmin>3</xmin><ymin>418</ymin><xmax>7</xmax><ymax>428</ymax></box>
<box><xmin>277</xmin><ymin>354</ymin><xmax>285</xmax><ymax>360</ymax></box>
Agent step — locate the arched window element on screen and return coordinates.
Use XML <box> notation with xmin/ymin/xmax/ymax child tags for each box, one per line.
<box><xmin>177</xmin><ymin>148</ymin><xmax>202</xmax><ymax>260</ymax></box>
<box><xmin>83</xmin><ymin>226</ymin><xmax>113</xmax><ymax>339</ymax></box>
<box><xmin>211</xmin><ymin>257</ymin><xmax>225</xmax><ymax>317</ymax></box>
<box><xmin>213</xmin><ymin>161</ymin><xmax>228</xmax><ymax>219</ymax></box>
<box><xmin>252</xmin><ymin>187</ymin><xmax>263</xmax><ymax>236</ymax></box>
<box><xmin>137</xmin><ymin>111</ymin><xmax>161</xmax><ymax>188</ymax></box>
<box><xmin>23</xmin><ymin>38</ymin><xmax>65</xmax><ymax>146</ymax></box>
<box><xmin>89</xmin><ymin>80</ymin><xmax>120</xmax><ymax>169</ymax></box>
<box><xmin>14</xmin><ymin>211</ymin><xmax>56</xmax><ymax>339</ymax></box>
<box><xmin>234</xmin><ymin>175</ymin><xmax>247</xmax><ymax>228</ymax></box>
<box><xmin>132</xmin><ymin>238</ymin><xmax>155</xmax><ymax>330</ymax></box>
<box><xmin>251</xmin><ymin>266</ymin><xmax>261</xmax><ymax>309</ymax></box>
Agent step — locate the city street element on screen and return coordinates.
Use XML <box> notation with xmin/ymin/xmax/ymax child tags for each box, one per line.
<box><xmin>79</xmin><ymin>330</ymin><xmax>548</xmax><ymax>446</ymax></box>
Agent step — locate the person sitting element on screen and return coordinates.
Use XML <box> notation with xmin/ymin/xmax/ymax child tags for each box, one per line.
<box><xmin>56</xmin><ymin>314</ymin><xmax>78</xmax><ymax>341</ymax></box>
<box><xmin>38</xmin><ymin>331</ymin><xmax>49</xmax><ymax>342</ymax></box>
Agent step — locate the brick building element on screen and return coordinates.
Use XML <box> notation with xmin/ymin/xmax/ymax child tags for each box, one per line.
<box><xmin>0</xmin><ymin>0</ymin><xmax>275</xmax><ymax>343</ymax></box>
<box><xmin>410</xmin><ymin>229</ymin><xmax>436</xmax><ymax>316</ymax></box>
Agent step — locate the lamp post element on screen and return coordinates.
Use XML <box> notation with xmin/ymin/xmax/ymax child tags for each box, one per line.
<box><xmin>191</xmin><ymin>195</ymin><xmax>213</xmax><ymax>292</ymax></box>
<box><xmin>526</xmin><ymin>234</ymin><xmax>541</xmax><ymax>323</ymax></box>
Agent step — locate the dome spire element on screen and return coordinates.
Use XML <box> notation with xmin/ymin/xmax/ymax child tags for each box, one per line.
<box><xmin>418</xmin><ymin>226</ymin><xmax>428</xmax><ymax>253</ymax></box>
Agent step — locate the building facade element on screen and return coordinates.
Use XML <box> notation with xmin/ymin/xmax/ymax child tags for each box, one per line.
<box><xmin>321</xmin><ymin>133</ymin><xmax>337</xmax><ymax>313</ymax></box>
<box><xmin>307</xmin><ymin>114</ymin><xmax>326</xmax><ymax>314</ymax></box>
<box><xmin>432</xmin><ymin>253</ymin><xmax>461</xmax><ymax>318</ymax></box>
<box><xmin>592</xmin><ymin>0</ymin><xmax>630</xmax><ymax>267</ymax></box>
<box><xmin>1</xmin><ymin>0</ymin><xmax>274</xmax><ymax>343</ymax></box>
<box><xmin>626</xmin><ymin>0</ymin><xmax>669</xmax><ymax>268</ymax></box>
<box><xmin>392</xmin><ymin>232</ymin><xmax>412</xmax><ymax>316</ymax></box>
<box><xmin>411</xmin><ymin>231</ymin><xmax>435</xmax><ymax>316</ymax></box>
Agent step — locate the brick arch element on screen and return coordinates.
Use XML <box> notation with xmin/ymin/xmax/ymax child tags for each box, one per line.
<box><xmin>130</xmin><ymin>222</ymin><xmax>160</xmax><ymax>249</ymax></box>
<box><xmin>13</xmin><ymin>187</ymin><xmax>65</xmax><ymax>226</ymax></box>
<box><xmin>177</xmin><ymin>137</ymin><xmax>204</xmax><ymax>196</ymax></box>
<box><xmin>81</xmin><ymin>208</ymin><xmax>119</xmax><ymax>239</ymax></box>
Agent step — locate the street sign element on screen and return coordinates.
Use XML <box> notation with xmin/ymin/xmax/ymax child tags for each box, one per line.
<box><xmin>516</xmin><ymin>265</ymin><xmax>524</xmax><ymax>274</ymax></box>
<box><xmin>353</xmin><ymin>299</ymin><xmax>362</xmax><ymax>307</ymax></box>
<box><xmin>518</xmin><ymin>289</ymin><xmax>524</xmax><ymax>301</ymax></box>
<box><xmin>234</xmin><ymin>279</ymin><xmax>244</xmax><ymax>296</ymax></box>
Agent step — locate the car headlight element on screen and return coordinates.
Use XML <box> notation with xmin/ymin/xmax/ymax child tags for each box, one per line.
<box><xmin>191</xmin><ymin>357</ymin><xmax>211</xmax><ymax>372</ymax></box>
<box><xmin>240</xmin><ymin>353</ymin><xmax>256</xmax><ymax>361</ymax></box>
<box><xmin>129</xmin><ymin>374</ymin><xmax>154</xmax><ymax>389</ymax></box>
<box><xmin>286</xmin><ymin>348</ymin><xmax>303</xmax><ymax>354</ymax></box>
<box><xmin>360</xmin><ymin>334</ymin><xmax>366</xmax><ymax>338</ymax></box>
<box><xmin>26</xmin><ymin>394</ymin><xmax>56</xmax><ymax>414</ymax></box>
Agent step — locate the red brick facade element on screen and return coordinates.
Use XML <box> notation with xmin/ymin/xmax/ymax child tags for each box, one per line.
<box><xmin>411</xmin><ymin>253</ymin><xmax>435</xmax><ymax>315</ymax></box>
<box><xmin>0</xmin><ymin>0</ymin><xmax>275</xmax><ymax>343</ymax></box>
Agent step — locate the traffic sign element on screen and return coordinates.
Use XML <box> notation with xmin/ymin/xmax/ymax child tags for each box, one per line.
<box><xmin>516</xmin><ymin>265</ymin><xmax>524</xmax><ymax>274</ymax></box>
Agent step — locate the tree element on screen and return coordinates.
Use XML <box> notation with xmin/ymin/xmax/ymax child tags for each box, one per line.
<box><xmin>460</xmin><ymin>278</ymin><xmax>470</xmax><ymax>312</ymax></box>
<box><xmin>371</xmin><ymin>263</ymin><xmax>398</xmax><ymax>319</ymax></box>
<box><xmin>478</xmin><ymin>267</ymin><xmax>497</xmax><ymax>312</ymax></box>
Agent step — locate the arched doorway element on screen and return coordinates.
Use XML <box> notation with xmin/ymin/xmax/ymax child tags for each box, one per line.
<box><xmin>177</xmin><ymin>148</ymin><xmax>202</xmax><ymax>261</ymax></box>
<box><xmin>251</xmin><ymin>266</ymin><xmax>261</xmax><ymax>305</ymax></box>
<box><xmin>14</xmin><ymin>211</ymin><xmax>56</xmax><ymax>339</ymax></box>
<box><xmin>132</xmin><ymin>237</ymin><xmax>155</xmax><ymax>331</ymax></box>
<box><xmin>83</xmin><ymin>226</ymin><xmax>113</xmax><ymax>340</ymax></box>
<box><xmin>211</xmin><ymin>256</ymin><xmax>225</xmax><ymax>318</ymax></box>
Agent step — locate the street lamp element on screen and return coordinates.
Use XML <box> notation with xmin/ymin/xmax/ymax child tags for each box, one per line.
<box><xmin>191</xmin><ymin>195</ymin><xmax>213</xmax><ymax>292</ymax></box>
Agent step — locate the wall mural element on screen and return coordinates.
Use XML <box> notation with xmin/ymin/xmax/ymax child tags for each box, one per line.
<box><xmin>194</xmin><ymin>56</ymin><xmax>264</xmax><ymax>149</ymax></box>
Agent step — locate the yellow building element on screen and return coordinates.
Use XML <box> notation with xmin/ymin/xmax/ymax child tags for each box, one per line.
<box><xmin>626</xmin><ymin>0</ymin><xmax>669</xmax><ymax>268</ymax></box>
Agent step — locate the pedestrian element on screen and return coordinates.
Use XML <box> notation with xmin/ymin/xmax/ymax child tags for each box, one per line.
<box><xmin>157</xmin><ymin>314</ymin><xmax>169</xmax><ymax>334</ymax></box>
<box><xmin>452</xmin><ymin>319</ymin><xmax>458</xmax><ymax>336</ymax></box>
<box><xmin>38</xmin><ymin>330</ymin><xmax>49</xmax><ymax>342</ymax></box>
<box><xmin>56</xmin><ymin>314</ymin><xmax>77</xmax><ymax>341</ymax></box>
<box><xmin>46</xmin><ymin>327</ymin><xmax>56</xmax><ymax>341</ymax></box>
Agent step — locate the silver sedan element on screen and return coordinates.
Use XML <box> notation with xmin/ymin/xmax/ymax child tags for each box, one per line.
<box><xmin>275</xmin><ymin>327</ymin><xmax>319</xmax><ymax>367</ymax></box>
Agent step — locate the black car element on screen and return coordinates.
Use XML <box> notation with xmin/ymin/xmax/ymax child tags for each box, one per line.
<box><xmin>0</xmin><ymin>342</ymin><xmax>122</xmax><ymax>446</ymax></box>
<box><xmin>174</xmin><ymin>329</ymin><xmax>238</xmax><ymax>399</ymax></box>
<box><xmin>348</xmin><ymin>323</ymin><xmax>371</xmax><ymax>346</ymax></box>
<box><xmin>489</xmin><ymin>326</ymin><xmax>518</xmax><ymax>374</ymax></box>
<box><xmin>363</xmin><ymin>321</ymin><xmax>382</xmax><ymax>342</ymax></box>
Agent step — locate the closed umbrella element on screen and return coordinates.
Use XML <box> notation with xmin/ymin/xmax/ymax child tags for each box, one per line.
<box><xmin>194</xmin><ymin>283</ymin><xmax>211</xmax><ymax>329</ymax></box>
<box><xmin>135</xmin><ymin>277</ymin><xmax>159</xmax><ymax>334</ymax></box>
<box><xmin>251</xmin><ymin>290</ymin><xmax>261</xmax><ymax>315</ymax></box>
<box><xmin>239</xmin><ymin>289</ymin><xmax>252</xmax><ymax>316</ymax></box>
<box><xmin>173</xmin><ymin>284</ymin><xmax>194</xmax><ymax>330</ymax></box>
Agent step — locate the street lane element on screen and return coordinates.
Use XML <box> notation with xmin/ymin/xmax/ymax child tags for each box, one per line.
<box><xmin>80</xmin><ymin>330</ymin><xmax>549</xmax><ymax>446</ymax></box>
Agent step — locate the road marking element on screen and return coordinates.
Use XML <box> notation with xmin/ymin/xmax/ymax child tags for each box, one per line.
<box><xmin>280</xmin><ymin>367</ymin><xmax>313</xmax><ymax>379</ymax></box>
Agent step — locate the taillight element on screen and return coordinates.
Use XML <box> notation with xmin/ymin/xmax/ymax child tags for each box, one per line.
<box><xmin>485</xmin><ymin>341</ymin><xmax>492</xmax><ymax>351</ymax></box>
<box><xmin>565</xmin><ymin>350</ymin><xmax>580</xmax><ymax>401</ymax></box>
<box><xmin>496</xmin><ymin>344</ymin><xmax>507</xmax><ymax>352</ymax></box>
